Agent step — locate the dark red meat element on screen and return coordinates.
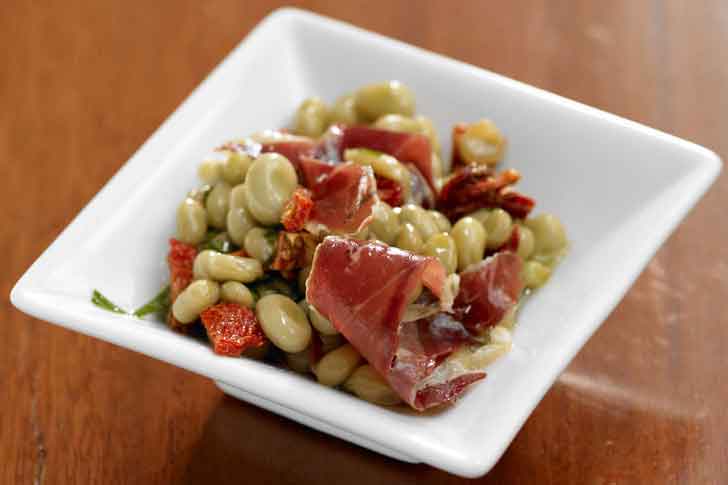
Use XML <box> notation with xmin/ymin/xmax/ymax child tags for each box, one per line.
<box><xmin>338</xmin><ymin>126</ymin><xmax>437</xmax><ymax>193</ymax></box>
<box><xmin>454</xmin><ymin>252</ymin><xmax>524</xmax><ymax>333</ymax></box>
<box><xmin>306</xmin><ymin>237</ymin><xmax>485</xmax><ymax>410</ymax></box>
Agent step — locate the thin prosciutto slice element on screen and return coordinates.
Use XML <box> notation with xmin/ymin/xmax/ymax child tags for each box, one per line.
<box><xmin>306</xmin><ymin>237</ymin><xmax>486</xmax><ymax>410</ymax></box>
<box><xmin>305</xmin><ymin>162</ymin><xmax>378</xmax><ymax>235</ymax></box>
<box><xmin>454</xmin><ymin>252</ymin><xmax>524</xmax><ymax>333</ymax></box>
<box><xmin>338</xmin><ymin>126</ymin><xmax>437</xmax><ymax>193</ymax></box>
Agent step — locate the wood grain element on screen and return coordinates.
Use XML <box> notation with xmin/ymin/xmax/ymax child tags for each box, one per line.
<box><xmin>2</xmin><ymin>1</ymin><xmax>726</xmax><ymax>483</ymax></box>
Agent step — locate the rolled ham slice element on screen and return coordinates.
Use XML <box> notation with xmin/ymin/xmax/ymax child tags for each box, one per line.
<box><xmin>338</xmin><ymin>126</ymin><xmax>437</xmax><ymax>193</ymax></box>
<box><xmin>454</xmin><ymin>252</ymin><xmax>524</xmax><ymax>333</ymax></box>
<box><xmin>306</xmin><ymin>237</ymin><xmax>486</xmax><ymax>410</ymax></box>
<box><xmin>304</xmin><ymin>162</ymin><xmax>378</xmax><ymax>236</ymax></box>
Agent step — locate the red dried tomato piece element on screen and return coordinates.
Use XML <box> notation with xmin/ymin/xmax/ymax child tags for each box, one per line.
<box><xmin>281</xmin><ymin>187</ymin><xmax>314</xmax><ymax>232</ymax></box>
<box><xmin>270</xmin><ymin>231</ymin><xmax>317</xmax><ymax>272</ymax></box>
<box><xmin>200</xmin><ymin>303</ymin><xmax>267</xmax><ymax>357</ymax></box>
<box><xmin>375</xmin><ymin>175</ymin><xmax>404</xmax><ymax>207</ymax></box>
<box><xmin>436</xmin><ymin>165</ymin><xmax>535</xmax><ymax>221</ymax></box>
<box><xmin>167</xmin><ymin>238</ymin><xmax>197</xmax><ymax>303</ymax></box>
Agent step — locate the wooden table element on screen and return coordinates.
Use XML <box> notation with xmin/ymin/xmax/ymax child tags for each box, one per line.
<box><xmin>3</xmin><ymin>1</ymin><xmax>726</xmax><ymax>483</ymax></box>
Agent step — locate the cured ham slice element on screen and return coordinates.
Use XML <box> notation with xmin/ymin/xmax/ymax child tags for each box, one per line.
<box><xmin>436</xmin><ymin>165</ymin><xmax>535</xmax><ymax>220</ymax></box>
<box><xmin>306</xmin><ymin>237</ymin><xmax>486</xmax><ymax>410</ymax></box>
<box><xmin>304</xmin><ymin>162</ymin><xmax>378</xmax><ymax>235</ymax></box>
<box><xmin>454</xmin><ymin>252</ymin><xmax>524</xmax><ymax>333</ymax></box>
<box><xmin>338</xmin><ymin>126</ymin><xmax>437</xmax><ymax>192</ymax></box>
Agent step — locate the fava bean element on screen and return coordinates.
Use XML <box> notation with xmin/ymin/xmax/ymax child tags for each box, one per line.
<box><xmin>524</xmin><ymin>213</ymin><xmax>567</xmax><ymax>261</ymax></box>
<box><xmin>198</xmin><ymin>159</ymin><xmax>223</xmax><ymax>184</ymax></box>
<box><xmin>457</xmin><ymin>119</ymin><xmax>506</xmax><ymax>166</ymax></box>
<box><xmin>256</xmin><ymin>294</ymin><xmax>312</xmax><ymax>353</ymax></box>
<box><xmin>429</xmin><ymin>210</ymin><xmax>451</xmax><ymax>233</ymax></box>
<box><xmin>244</xmin><ymin>227</ymin><xmax>277</xmax><ymax>265</ymax></box>
<box><xmin>423</xmin><ymin>233</ymin><xmax>458</xmax><ymax>274</ymax></box>
<box><xmin>286</xmin><ymin>347</ymin><xmax>311</xmax><ymax>373</ymax></box>
<box><xmin>222</xmin><ymin>152</ymin><xmax>251</xmax><ymax>185</ymax></box>
<box><xmin>329</xmin><ymin>94</ymin><xmax>359</xmax><ymax>125</ymax></box>
<box><xmin>172</xmin><ymin>279</ymin><xmax>220</xmax><ymax>324</ymax></box>
<box><xmin>399</xmin><ymin>204</ymin><xmax>438</xmax><ymax>241</ymax></box>
<box><xmin>226</xmin><ymin>207</ymin><xmax>257</xmax><ymax>246</ymax></box>
<box><xmin>344</xmin><ymin>365</ymin><xmax>401</xmax><ymax>406</ymax></box>
<box><xmin>314</xmin><ymin>344</ymin><xmax>362</xmax><ymax>387</ymax></box>
<box><xmin>396</xmin><ymin>222</ymin><xmax>424</xmax><ymax>253</ymax></box>
<box><xmin>243</xmin><ymin>153</ymin><xmax>298</xmax><ymax>225</ymax></box>
<box><xmin>369</xmin><ymin>202</ymin><xmax>401</xmax><ymax>245</ymax></box>
<box><xmin>193</xmin><ymin>250</ymin><xmax>263</xmax><ymax>283</ymax></box>
<box><xmin>306</xmin><ymin>302</ymin><xmax>338</xmax><ymax>335</ymax></box>
<box><xmin>516</xmin><ymin>225</ymin><xmax>535</xmax><ymax>260</ymax></box>
<box><xmin>452</xmin><ymin>217</ymin><xmax>487</xmax><ymax>271</ymax></box>
<box><xmin>522</xmin><ymin>260</ymin><xmax>551</xmax><ymax>289</ymax></box>
<box><xmin>484</xmin><ymin>208</ymin><xmax>512</xmax><ymax>249</ymax></box>
<box><xmin>205</xmin><ymin>181</ymin><xmax>232</xmax><ymax>229</ymax></box>
<box><xmin>220</xmin><ymin>281</ymin><xmax>255</xmax><ymax>308</ymax></box>
<box><xmin>354</xmin><ymin>81</ymin><xmax>415</xmax><ymax>121</ymax></box>
<box><xmin>176</xmin><ymin>198</ymin><xmax>207</xmax><ymax>245</ymax></box>
<box><xmin>294</xmin><ymin>97</ymin><xmax>329</xmax><ymax>137</ymax></box>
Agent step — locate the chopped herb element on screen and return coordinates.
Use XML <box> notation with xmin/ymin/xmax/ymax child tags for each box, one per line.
<box><xmin>91</xmin><ymin>290</ymin><xmax>128</xmax><ymax>314</ymax></box>
<box><xmin>133</xmin><ymin>285</ymin><xmax>170</xmax><ymax>318</ymax></box>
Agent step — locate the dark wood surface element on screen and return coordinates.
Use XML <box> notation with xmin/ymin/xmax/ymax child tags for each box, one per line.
<box><xmin>3</xmin><ymin>1</ymin><xmax>727</xmax><ymax>483</ymax></box>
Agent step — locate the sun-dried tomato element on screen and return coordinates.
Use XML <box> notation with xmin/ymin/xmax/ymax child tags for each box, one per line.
<box><xmin>167</xmin><ymin>238</ymin><xmax>197</xmax><ymax>303</ymax></box>
<box><xmin>374</xmin><ymin>175</ymin><xmax>404</xmax><ymax>207</ymax></box>
<box><xmin>436</xmin><ymin>165</ymin><xmax>535</xmax><ymax>221</ymax></box>
<box><xmin>270</xmin><ymin>231</ymin><xmax>317</xmax><ymax>272</ymax></box>
<box><xmin>200</xmin><ymin>303</ymin><xmax>267</xmax><ymax>356</ymax></box>
<box><xmin>281</xmin><ymin>187</ymin><xmax>314</xmax><ymax>232</ymax></box>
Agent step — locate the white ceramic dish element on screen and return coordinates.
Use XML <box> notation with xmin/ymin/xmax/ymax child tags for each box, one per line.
<box><xmin>10</xmin><ymin>8</ymin><xmax>721</xmax><ymax>478</ymax></box>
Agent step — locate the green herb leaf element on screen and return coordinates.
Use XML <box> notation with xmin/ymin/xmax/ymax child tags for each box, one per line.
<box><xmin>91</xmin><ymin>290</ymin><xmax>128</xmax><ymax>314</ymax></box>
<box><xmin>133</xmin><ymin>285</ymin><xmax>171</xmax><ymax>318</ymax></box>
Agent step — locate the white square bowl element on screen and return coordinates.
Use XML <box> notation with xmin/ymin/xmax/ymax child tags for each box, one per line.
<box><xmin>11</xmin><ymin>8</ymin><xmax>721</xmax><ymax>478</ymax></box>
